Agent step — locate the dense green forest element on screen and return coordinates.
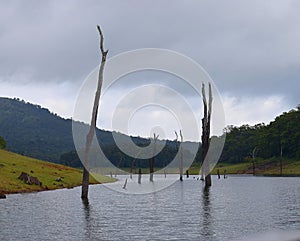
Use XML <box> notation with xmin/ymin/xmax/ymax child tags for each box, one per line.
<box><xmin>219</xmin><ymin>105</ymin><xmax>300</xmax><ymax>163</ymax></box>
<box><xmin>0</xmin><ymin>97</ymin><xmax>75</xmax><ymax>161</ymax></box>
<box><xmin>0</xmin><ymin>135</ymin><xmax>5</xmax><ymax>149</ymax></box>
<box><xmin>60</xmin><ymin>106</ymin><xmax>300</xmax><ymax>168</ymax></box>
<box><xmin>59</xmin><ymin>141</ymin><xmax>195</xmax><ymax>169</ymax></box>
<box><xmin>0</xmin><ymin>97</ymin><xmax>299</xmax><ymax>169</ymax></box>
<box><xmin>0</xmin><ymin>97</ymin><xmax>187</xmax><ymax>167</ymax></box>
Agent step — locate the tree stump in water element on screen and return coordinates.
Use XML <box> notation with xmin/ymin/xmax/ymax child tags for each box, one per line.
<box><xmin>123</xmin><ymin>178</ymin><xmax>127</xmax><ymax>190</ymax></box>
<box><xmin>186</xmin><ymin>170</ymin><xmax>189</xmax><ymax>178</ymax></box>
<box><xmin>138</xmin><ymin>168</ymin><xmax>142</xmax><ymax>184</ymax></box>
<box><xmin>0</xmin><ymin>193</ymin><xmax>6</xmax><ymax>199</ymax></box>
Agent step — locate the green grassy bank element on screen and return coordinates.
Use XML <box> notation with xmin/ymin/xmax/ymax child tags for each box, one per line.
<box><xmin>0</xmin><ymin>149</ymin><xmax>115</xmax><ymax>195</ymax></box>
<box><xmin>114</xmin><ymin>158</ymin><xmax>300</xmax><ymax>177</ymax></box>
<box><xmin>189</xmin><ymin>158</ymin><xmax>300</xmax><ymax>176</ymax></box>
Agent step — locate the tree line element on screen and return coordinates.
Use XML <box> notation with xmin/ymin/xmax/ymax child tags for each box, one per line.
<box><xmin>219</xmin><ymin>105</ymin><xmax>300</xmax><ymax>163</ymax></box>
<box><xmin>1</xmin><ymin>97</ymin><xmax>299</xmax><ymax>169</ymax></box>
<box><xmin>0</xmin><ymin>135</ymin><xmax>5</xmax><ymax>149</ymax></box>
<box><xmin>59</xmin><ymin>140</ymin><xmax>194</xmax><ymax>170</ymax></box>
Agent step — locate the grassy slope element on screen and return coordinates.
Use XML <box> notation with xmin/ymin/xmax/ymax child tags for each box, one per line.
<box><xmin>0</xmin><ymin>149</ymin><xmax>115</xmax><ymax>194</ymax></box>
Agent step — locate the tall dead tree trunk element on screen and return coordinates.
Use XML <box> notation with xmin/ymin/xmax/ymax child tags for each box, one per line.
<box><xmin>150</xmin><ymin>133</ymin><xmax>159</xmax><ymax>182</ymax></box>
<box><xmin>252</xmin><ymin>147</ymin><xmax>257</xmax><ymax>176</ymax></box>
<box><xmin>175</xmin><ymin>130</ymin><xmax>184</xmax><ymax>181</ymax></box>
<box><xmin>280</xmin><ymin>145</ymin><xmax>283</xmax><ymax>176</ymax></box>
<box><xmin>201</xmin><ymin>83</ymin><xmax>213</xmax><ymax>188</ymax></box>
<box><xmin>179</xmin><ymin>130</ymin><xmax>184</xmax><ymax>181</ymax></box>
<box><xmin>130</xmin><ymin>158</ymin><xmax>135</xmax><ymax>179</ymax></box>
<box><xmin>81</xmin><ymin>25</ymin><xmax>108</xmax><ymax>200</ymax></box>
<box><xmin>138</xmin><ymin>168</ymin><xmax>142</xmax><ymax>184</ymax></box>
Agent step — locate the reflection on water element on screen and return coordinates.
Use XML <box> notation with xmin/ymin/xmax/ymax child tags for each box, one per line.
<box><xmin>0</xmin><ymin>175</ymin><xmax>300</xmax><ymax>241</ymax></box>
<box><xmin>82</xmin><ymin>198</ymin><xmax>91</xmax><ymax>239</ymax></box>
<box><xmin>201</xmin><ymin>187</ymin><xmax>214</xmax><ymax>238</ymax></box>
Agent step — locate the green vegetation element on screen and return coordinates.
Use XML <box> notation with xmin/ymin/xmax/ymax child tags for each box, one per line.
<box><xmin>189</xmin><ymin>158</ymin><xmax>300</xmax><ymax>176</ymax></box>
<box><xmin>0</xmin><ymin>97</ymin><xmax>299</xmax><ymax>175</ymax></box>
<box><xmin>220</xmin><ymin>106</ymin><xmax>300</xmax><ymax>163</ymax></box>
<box><xmin>0</xmin><ymin>149</ymin><xmax>115</xmax><ymax>194</ymax></box>
<box><xmin>0</xmin><ymin>97</ymin><xmax>182</xmax><ymax>167</ymax></box>
<box><xmin>0</xmin><ymin>135</ymin><xmax>5</xmax><ymax>149</ymax></box>
<box><xmin>0</xmin><ymin>97</ymin><xmax>116</xmax><ymax>162</ymax></box>
<box><xmin>59</xmin><ymin>141</ymin><xmax>192</xmax><ymax>169</ymax></box>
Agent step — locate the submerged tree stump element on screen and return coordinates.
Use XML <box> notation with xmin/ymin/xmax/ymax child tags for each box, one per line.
<box><xmin>138</xmin><ymin>168</ymin><xmax>142</xmax><ymax>184</ymax></box>
<box><xmin>123</xmin><ymin>178</ymin><xmax>127</xmax><ymax>189</ymax></box>
<box><xmin>175</xmin><ymin>130</ymin><xmax>184</xmax><ymax>181</ymax></box>
<box><xmin>217</xmin><ymin>169</ymin><xmax>220</xmax><ymax>179</ymax></box>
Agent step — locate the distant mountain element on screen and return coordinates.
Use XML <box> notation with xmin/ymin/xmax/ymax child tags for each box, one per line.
<box><xmin>0</xmin><ymin>97</ymin><xmax>74</xmax><ymax>161</ymax></box>
<box><xmin>3</xmin><ymin>97</ymin><xmax>296</xmax><ymax>169</ymax></box>
<box><xmin>0</xmin><ymin>97</ymin><xmax>149</xmax><ymax>163</ymax></box>
<box><xmin>0</xmin><ymin>97</ymin><xmax>199</xmax><ymax>168</ymax></box>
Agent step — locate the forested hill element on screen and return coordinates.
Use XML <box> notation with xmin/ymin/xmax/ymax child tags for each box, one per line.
<box><xmin>0</xmin><ymin>98</ymin><xmax>70</xmax><ymax>161</ymax></box>
<box><xmin>0</xmin><ymin>97</ymin><xmax>121</xmax><ymax>162</ymax></box>
<box><xmin>0</xmin><ymin>97</ymin><xmax>185</xmax><ymax>167</ymax></box>
<box><xmin>220</xmin><ymin>105</ymin><xmax>300</xmax><ymax>163</ymax></box>
<box><xmin>0</xmin><ymin>97</ymin><xmax>299</xmax><ymax>168</ymax></box>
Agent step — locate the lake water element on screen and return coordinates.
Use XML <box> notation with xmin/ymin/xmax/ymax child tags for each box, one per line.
<box><xmin>1</xmin><ymin>175</ymin><xmax>300</xmax><ymax>241</ymax></box>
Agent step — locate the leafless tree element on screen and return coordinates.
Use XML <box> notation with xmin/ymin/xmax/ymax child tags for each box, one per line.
<box><xmin>280</xmin><ymin>145</ymin><xmax>283</xmax><ymax>176</ymax></box>
<box><xmin>175</xmin><ymin>130</ymin><xmax>184</xmax><ymax>181</ymax></box>
<box><xmin>252</xmin><ymin>147</ymin><xmax>258</xmax><ymax>176</ymax></box>
<box><xmin>201</xmin><ymin>83</ymin><xmax>213</xmax><ymax>188</ymax></box>
<box><xmin>138</xmin><ymin>168</ymin><xmax>142</xmax><ymax>184</ymax></box>
<box><xmin>81</xmin><ymin>25</ymin><xmax>108</xmax><ymax>200</ymax></box>
<box><xmin>149</xmin><ymin>133</ymin><xmax>159</xmax><ymax>182</ymax></box>
<box><xmin>130</xmin><ymin>158</ymin><xmax>136</xmax><ymax>179</ymax></box>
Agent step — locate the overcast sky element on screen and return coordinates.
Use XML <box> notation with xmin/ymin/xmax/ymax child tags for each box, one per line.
<box><xmin>0</xmin><ymin>0</ymin><xmax>299</xmax><ymax>140</ymax></box>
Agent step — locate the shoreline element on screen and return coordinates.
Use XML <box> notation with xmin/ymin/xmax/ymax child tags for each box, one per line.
<box><xmin>0</xmin><ymin>181</ymin><xmax>111</xmax><ymax>196</ymax></box>
<box><xmin>2</xmin><ymin>173</ymin><xmax>300</xmax><ymax>197</ymax></box>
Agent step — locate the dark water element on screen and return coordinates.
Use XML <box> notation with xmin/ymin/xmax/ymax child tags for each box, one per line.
<box><xmin>1</xmin><ymin>175</ymin><xmax>300</xmax><ymax>241</ymax></box>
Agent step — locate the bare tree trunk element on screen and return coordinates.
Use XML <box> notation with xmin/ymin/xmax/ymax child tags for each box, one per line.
<box><xmin>149</xmin><ymin>157</ymin><xmax>154</xmax><ymax>182</ymax></box>
<box><xmin>138</xmin><ymin>168</ymin><xmax>142</xmax><ymax>184</ymax></box>
<box><xmin>123</xmin><ymin>178</ymin><xmax>128</xmax><ymax>189</ymax></box>
<box><xmin>81</xmin><ymin>25</ymin><xmax>108</xmax><ymax>200</ymax></box>
<box><xmin>150</xmin><ymin>133</ymin><xmax>158</xmax><ymax>182</ymax></box>
<box><xmin>115</xmin><ymin>157</ymin><xmax>123</xmax><ymax>178</ymax></box>
<box><xmin>178</xmin><ymin>130</ymin><xmax>184</xmax><ymax>181</ymax></box>
<box><xmin>252</xmin><ymin>147</ymin><xmax>257</xmax><ymax>176</ymax></box>
<box><xmin>201</xmin><ymin>83</ymin><xmax>213</xmax><ymax>188</ymax></box>
<box><xmin>186</xmin><ymin>170</ymin><xmax>189</xmax><ymax>178</ymax></box>
<box><xmin>130</xmin><ymin>159</ymin><xmax>135</xmax><ymax>179</ymax></box>
<box><xmin>175</xmin><ymin>130</ymin><xmax>184</xmax><ymax>181</ymax></box>
<box><xmin>280</xmin><ymin>145</ymin><xmax>283</xmax><ymax>176</ymax></box>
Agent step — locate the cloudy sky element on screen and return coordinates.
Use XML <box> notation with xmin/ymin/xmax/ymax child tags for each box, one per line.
<box><xmin>0</xmin><ymin>0</ymin><xmax>299</xmax><ymax>140</ymax></box>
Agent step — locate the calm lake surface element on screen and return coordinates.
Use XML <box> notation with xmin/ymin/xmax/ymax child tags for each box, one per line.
<box><xmin>1</xmin><ymin>175</ymin><xmax>300</xmax><ymax>241</ymax></box>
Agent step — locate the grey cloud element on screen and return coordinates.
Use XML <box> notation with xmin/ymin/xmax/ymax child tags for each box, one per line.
<box><xmin>0</xmin><ymin>0</ymin><xmax>299</xmax><ymax>111</ymax></box>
